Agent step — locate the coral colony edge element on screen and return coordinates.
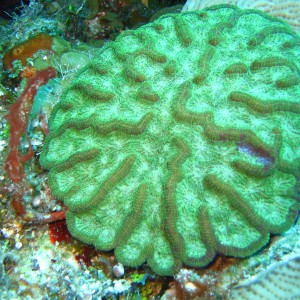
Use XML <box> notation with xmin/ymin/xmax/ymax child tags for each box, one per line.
<box><xmin>40</xmin><ymin>4</ymin><xmax>300</xmax><ymax>276</ymax></box>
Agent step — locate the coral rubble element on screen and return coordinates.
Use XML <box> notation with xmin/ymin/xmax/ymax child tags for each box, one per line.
<box><xmin>41</xmin><ymin>5</ymin><xmax>300</xmax><ymax>275</ymax></box>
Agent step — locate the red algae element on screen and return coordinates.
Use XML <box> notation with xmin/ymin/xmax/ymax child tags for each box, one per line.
<box><xmin>4</xmin><ymin>67</ymin><xmax>56</xmax><ymax>215</ymax></box>
<box><xmin>41</xmin><ymin>210</ymin><xmax>66</xmax><ymax>223</ymax></box>
<box><xmin>3</xmin><ymin>34</ymin><xmax>53</xmax><ymax>69</ymax></box>
<box><xmin>49</xmin><ymin>220</ymin><xmax>72</xmax><ymax>244</ymax></box>
<box><xmin>49</xmin><ymin>219</ymin><xmax>96</xmax><ymax>267</ymax></box>
<box><xmin>75</xmin><ymin>246</ymin><xmax>97</xmax><ymax>267</ymax></box>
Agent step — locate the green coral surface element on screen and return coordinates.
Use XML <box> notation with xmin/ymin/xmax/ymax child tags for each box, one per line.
<box><xmin>40</xmin><ymin>5</ymin><xmax>300</xmax><ymax>275</ymax></box>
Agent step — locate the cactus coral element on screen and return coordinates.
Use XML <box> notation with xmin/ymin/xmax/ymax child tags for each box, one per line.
<box><xmin>182</xmin><ymin>0</ymin><xmax>300</xmax><ymax>34</ymax></box>
<box><xmin>231</xmin><ymin>255</ymin><xmax>300</xmax><ymax>299</ymax></box>
<box><xmin>40</xmin><ymin>5</ymin><xmax>300</xmax><ymax>275</ymax></box>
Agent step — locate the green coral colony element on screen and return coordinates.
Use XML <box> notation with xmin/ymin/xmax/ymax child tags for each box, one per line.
<box><xmin>40</xmin><ymin>5</ymin><xmax>300</xmax><ymax>275</ymax></box>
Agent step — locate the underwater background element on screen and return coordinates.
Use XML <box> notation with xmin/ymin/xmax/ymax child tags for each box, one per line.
<box><xmin>0</xmin><ymin>1</ymin><xmax>300</xmax><ymax>299</ymax></box>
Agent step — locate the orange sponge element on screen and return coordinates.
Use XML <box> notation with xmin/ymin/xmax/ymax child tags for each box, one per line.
<box><xmin>3</xmin><ymin>33</ymin><xmax>53</xmax><ymax>69</ymax></box>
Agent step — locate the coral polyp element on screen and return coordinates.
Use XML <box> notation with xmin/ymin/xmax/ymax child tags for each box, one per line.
<box><xmin>40</xmin><ymin>5</ymin><xmax>300</xmax><ymax>275</ymax></box>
